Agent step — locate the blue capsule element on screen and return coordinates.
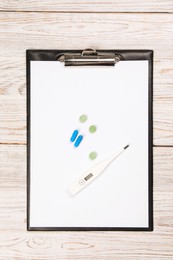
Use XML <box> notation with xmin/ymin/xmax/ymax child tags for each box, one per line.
<box><xmin>70</xmin><ymin>130</ymin><xmax>78</xmax><ymax>142</ymax></box>
<box><xmin>74</xmin><ymin>135</ymin><xmax>83</xmax><ymax>147</ymax></box>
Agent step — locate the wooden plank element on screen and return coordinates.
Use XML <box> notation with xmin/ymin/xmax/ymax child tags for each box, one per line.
<box><xmin>0</xmin><ymin>97</ymin><xmax>26</xmax><ymax>144</ymax></box>
<box><xmin>0</xmin><ymin>13</ymin><xmax>173</xmax><ymax>56</ymax></box>
<box><xmin>0</xmin><ymin>13</ymin><xmax>173</xmax><ymax>145</ymax></box>
<box><xmin>0</xmin><ymin>145</ymin><xmax>173</xmax><ymax>259</ymax></box>
<box><xmin>154</xmin><ymin>99</ymin><xmax>173</xmax><ymax>145</ymax></box>
<box><xmin>0</xmin><ymin>0</ymin><xmax>173</xmax><ymax>12</ymax></box>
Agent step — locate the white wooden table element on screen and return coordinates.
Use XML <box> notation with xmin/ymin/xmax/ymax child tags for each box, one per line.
<box><xmin>0</xmin><ymin>1</ymin><xmax>173</xmax><ymax>259</ymax></box>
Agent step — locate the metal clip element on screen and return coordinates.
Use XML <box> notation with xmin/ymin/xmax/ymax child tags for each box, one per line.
<box><xmin>57</xmin><ymin>48</ymin><xmax>122</xmax><ymax>66</ymax></box>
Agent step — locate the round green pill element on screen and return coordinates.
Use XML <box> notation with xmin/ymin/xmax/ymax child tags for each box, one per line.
<box><xmin>79</xmin><ymin>114</ymin><xmax>87</xmax><ymax>123</ymax></box>
<box><xmin>89</xmin><ymin>125</ymin><xmax>97</xmax><ymax>133</ymax></box>
<box><xmin>89</xmin><ymin>152</ymin><xmax>97</xmax><ymax>160</ymax></box>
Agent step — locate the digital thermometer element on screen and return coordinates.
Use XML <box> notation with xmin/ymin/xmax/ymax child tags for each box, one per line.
<box><xmin>68</xmin><ymin>145</ymin><xmax>129</xmax><ymax>196</ymax></box>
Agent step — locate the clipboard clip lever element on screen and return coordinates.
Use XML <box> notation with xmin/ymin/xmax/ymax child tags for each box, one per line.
<box><xmin>57</xmin><ymin>48</ymin><xmax>122</xmax><ymax>66</ymax></box>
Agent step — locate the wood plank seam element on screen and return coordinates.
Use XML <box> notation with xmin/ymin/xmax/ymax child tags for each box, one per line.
<box><xmin>0</xmin><ymin>10</ymin><xmax>172</xmax><ymax>14</ymax></box>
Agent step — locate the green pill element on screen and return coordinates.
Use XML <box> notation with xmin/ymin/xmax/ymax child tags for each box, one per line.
<box><xmin>89</xmin><ymin>152</ymin><xmax>97</xmax><ymax>160</ymax></box>
<box><xmin>89</xmin><ymin>125</ymin><xmax>97</xmax><ymax>133</ymax></box>
<box><xmin>79</xmin><ymin>114</ymin><xmax>87</xmax><ymax>123</ymax></box>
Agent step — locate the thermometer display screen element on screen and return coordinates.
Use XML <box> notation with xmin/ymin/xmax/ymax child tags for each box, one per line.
<box><xmin>84</xmin><ymin>173</ymin><xmax>93</xmax><ymax>181</ymax></box>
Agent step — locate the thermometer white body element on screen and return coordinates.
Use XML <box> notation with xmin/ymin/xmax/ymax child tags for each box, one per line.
<box><xmin>68</xmin><ymin>145</ymin><xmax>129</xmax><ymax>196</ymax></box>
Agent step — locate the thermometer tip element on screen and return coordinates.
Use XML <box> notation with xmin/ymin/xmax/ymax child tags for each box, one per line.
<box><xmin>124</xmin><ymin>144</ymin><xmax>130</xmax><ymax>150</ymax></box>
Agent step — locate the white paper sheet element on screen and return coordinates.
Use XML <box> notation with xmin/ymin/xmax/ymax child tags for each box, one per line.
<box><xmin>30</xmin><ymin>60</ymin><xmax>149</xmax><ymax>228</ymax></box>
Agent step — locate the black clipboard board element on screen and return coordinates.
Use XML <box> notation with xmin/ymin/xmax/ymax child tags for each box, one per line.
<box><xmin>27</xmin><ymin>49</ymin><xmax>153</xmax><ymax>231</ymax></box>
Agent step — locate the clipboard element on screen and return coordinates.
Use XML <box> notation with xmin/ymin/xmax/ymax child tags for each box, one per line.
<box><xmin>27</xmin><ymin>49</ymin><xmax>153</xmax><ymax>231</ymax></box>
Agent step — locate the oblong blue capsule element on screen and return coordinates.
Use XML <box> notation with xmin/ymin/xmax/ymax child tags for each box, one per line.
<box><xmin>70</xmin><ymin>130</ymin><xmax>78</xmax><ymax>142</ymax></box>
<box><xmin>74</xmin><ymin>135</ymin><xmax>83</xmax><ymax>147</ymax></box>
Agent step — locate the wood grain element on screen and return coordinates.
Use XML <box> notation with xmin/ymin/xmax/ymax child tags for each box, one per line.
<box><xmin>0</xmin><ymin>13</ymin><xmax>173</xmax><ymax>55</ymax></box>
<box><xmin>0</xmin><ymin>0</ymin><xmax>173</xmax><ymax>12</ymax></box>
<box><xmin>0</xmin><ymin>6</ymin><xmax>173</xmax><ymax>259</ymax></box>
<box><xmin>0</xmin><ymin>12</ymin><xmax>173</xmax><ymax>145</ymax></box>
<box><xmin>0</xmin><ymin>145</ymin><xmax>173</xmax><ymax>259</ymax></box>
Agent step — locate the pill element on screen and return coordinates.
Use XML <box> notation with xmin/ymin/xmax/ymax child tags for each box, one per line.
<box><xmin>79</xmin><ymin>114</ymin><xmax>87</xmax><ymax>123</ymax></box>
<box><xmin>74</xmin><ymin>135</ymin><xmax>83</xmax><ymax>147</ymax></box>
<box><xmin>70</xmin><ymin>130</ymin><xmax>78</xmax><ymax>142</ymax></box>
<box><xmin>89</xmin><ymin>125</ymin><xmax>97</xmax><ymax>133</ymax></box>
<box><xmin>89</xmin><ymin>151</ymin><xmax>97</xmax><ymax>160</ymax></box>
